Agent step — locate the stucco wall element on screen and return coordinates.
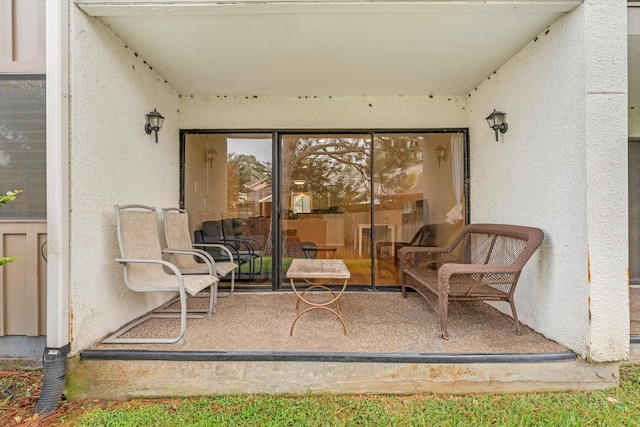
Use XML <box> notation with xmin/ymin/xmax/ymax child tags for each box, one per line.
<box><xmin>179</xmin><ymin>95</ymin><xmax>468</xmax><ymax>130</ymax></box>
<box><xmin>69</xmin><ymin>6</ymin><xmax>180</xmax><ymax>351</ymax></box>
<box><xmin>468</xmin><ymin>1</ymin><xmax>628</xmax><ymax>362</ymax></box>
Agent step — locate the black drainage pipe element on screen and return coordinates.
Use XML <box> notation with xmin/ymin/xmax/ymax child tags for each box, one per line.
<box><xmin>35</xmin><ymin>343</ymin><xmax>70</xmax><ymax>415</ymax></box>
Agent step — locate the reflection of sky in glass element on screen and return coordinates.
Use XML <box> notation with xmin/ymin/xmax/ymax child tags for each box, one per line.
<box><xmin>227</xmin><ymin>138</ymin><xmax>272</xmax><ymax>165</ymax></box>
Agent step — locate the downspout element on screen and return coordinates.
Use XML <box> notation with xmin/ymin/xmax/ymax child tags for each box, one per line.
<box><xmin>36</xmin><ymin>0</ymin><xmax>70</xmax><ymax>415</ymax></box>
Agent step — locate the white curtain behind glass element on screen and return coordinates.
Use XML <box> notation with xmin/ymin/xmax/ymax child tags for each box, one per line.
<box><xmin>446</xmin><ymin>133</ymin><xmax>464</xmax><ymax>224</ymax></box>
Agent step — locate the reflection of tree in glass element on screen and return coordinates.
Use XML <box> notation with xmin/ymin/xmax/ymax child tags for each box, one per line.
<box><xmin>374</xmin><ymin>135</ymin><xmax>424</xmax><ymax>198</ymax></box>
<box><xmin>227</xmin><ymin>153</ymin><xmax>271</xmax><ymax>210</ymax></box>
<box><xmin>282</xmin><ymin>137</ymin><xmax>371</xmax><ymax>212</ymax></box>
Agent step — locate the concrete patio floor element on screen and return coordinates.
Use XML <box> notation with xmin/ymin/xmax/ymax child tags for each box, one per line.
<box><xmin>65</xmin><ymin>291</ymin><xmax>618</xmax><ymax>399</ymax></box>
<box><xmin>71</xmin><ymin>291</ymin><xmax>622</xmax><ymax>400</ymax></box>
<box><xmin>89</xmin><ymin>290</ymin><xmax>568</xmax><ymax>354</ymax></box>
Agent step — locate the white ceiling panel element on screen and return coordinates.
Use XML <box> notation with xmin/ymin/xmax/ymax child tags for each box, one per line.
<box><xmin>76</xmin><ymin>1</ymin><xmax>582</xmax><ymax>97</ymax></box>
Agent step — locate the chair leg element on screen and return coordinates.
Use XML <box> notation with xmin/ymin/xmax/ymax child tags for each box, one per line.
<box><xmin>103</xmin><ymin>290</ymin><xmax>188</xmax><ymax>345</ymax></box>
<box><xmin>510</xmin><ymin>299</ymin><xmax>522</xmax><ymax>335</ymax></box>
<box><xmin>156</xmin><ymin>282</ymin><xmax>217</xmax><ymax>319</ymax></box>
<box><xmin>218</xmin><ymin>270</ymin><xmax>235</xmax><ymax>298</ymax></box>
<box><xmin>440</xmin><ymin>299</ymin><xmax>449</xmax><ymax>340</ymax></box>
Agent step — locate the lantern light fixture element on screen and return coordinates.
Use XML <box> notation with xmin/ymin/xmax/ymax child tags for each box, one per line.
<box><xmin>486</xmin><ymin>109</ymin><xmax>508</xmax><ymax>141</ymax></box>
<box><xmin>144</xmin><ymin>109</ymin><xmax>164</xmax><ymax>143</ymax></box>
<box><xmin>434</xmin><ymin>144</ymin><xmax>446</xmax><ymax>167</ymax></box>
<box><xmin>207</xmin><ymin>148</ymin><xmax>218</xmax><ymax>168</ymax></box>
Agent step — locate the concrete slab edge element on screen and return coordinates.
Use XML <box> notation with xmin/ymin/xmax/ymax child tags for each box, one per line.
<box><xmin>65</xmin><ymin>356</ymin><xmax>618</xmax><ymax>400</ymax></box>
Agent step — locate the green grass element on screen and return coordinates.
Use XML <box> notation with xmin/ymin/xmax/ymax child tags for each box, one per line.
<box><xmin>62</xmin><ymin>364</ymin><xmax>640</xmax><ymax>426</ymax></box>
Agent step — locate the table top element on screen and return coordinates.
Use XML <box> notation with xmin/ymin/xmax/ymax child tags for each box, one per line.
<box><xmin>286</xmin><ymin>259</ymin><xmax>351</xmax><ymax>279</ymax></box>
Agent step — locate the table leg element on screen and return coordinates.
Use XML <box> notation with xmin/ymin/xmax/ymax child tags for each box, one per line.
<box><xmin>290</xmin><ymin>278</ymin><xmax>348</xmax><ymax>336</ymax></box>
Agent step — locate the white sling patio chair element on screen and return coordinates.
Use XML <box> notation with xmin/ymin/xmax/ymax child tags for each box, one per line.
<box><xmin>105</xmin><ymin>204</ymin><xmax>219</xmax><ymax>344</ymax></box>
<box><xmin>162</xmin><ymin>207</ymin><xmax>238</xmax><ymax>297</ymax></box>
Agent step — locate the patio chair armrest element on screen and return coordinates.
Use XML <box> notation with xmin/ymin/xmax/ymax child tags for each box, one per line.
<box><xmin>162</xmin><ymin>249</ymin><xmax>215</xmax><ymax>275</ymax></box>
<box><xmin>115</xmin><ymin>258</ymin><xmax>187</xmax><ymax>291</ymax></box>
<box><xmin>191</xmin><ymin>243</ymin><xmax>235</xmax><ymax>262</ymax></box>
<box><xmin>238</xmin><ymin>236</ymin><xmax>263</xmax><ymax>251</ymax></box>
<box><xmin>399</xmin><ymin>246</ymin><xmax>456</xmax><ymax>271</ymax></box>
<box><xmin>222</xmin><ymin>238</ymin><xmax>256</xmax><ymax>254</ymax></box>
<box><xmin>399</xmin><ymin>245</ymin><xmax>450</xmax><ymax>256</ymax></box>
<box><xmin>196</xmin><ymin>240</ymin><xmax>242</xmax><ymax>257</ymax></box>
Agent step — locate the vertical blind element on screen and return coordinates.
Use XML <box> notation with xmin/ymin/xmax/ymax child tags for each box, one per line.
<box><xmin>0</xmin><ymin>75</ymin><xmax>46</xmax><ymax>219</ymax></box>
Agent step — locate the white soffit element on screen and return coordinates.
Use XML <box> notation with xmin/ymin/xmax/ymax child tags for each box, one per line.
<box><xmin>75</xmin><ymin>1</ymin><xmax>583</xmax><ymax>97</ymax></box>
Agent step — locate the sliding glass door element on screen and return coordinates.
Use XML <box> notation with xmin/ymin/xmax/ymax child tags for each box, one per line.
<box><xmin>280</xmin><ymin>134</ymin><xmax>372</xmax><ymax>285</ymax></box>
<box><xmin>182</xmin><ymin>133</ymin><xmax>273</xmax><ymax>287</ymax></box>
<box><xmin>278</xmin><ymin>132</ymin><xmax>467</xmax><ymax>288</ymax></box>
<box><xmin>372</xmin><ymin>133</ymin><xmax>466</xmax><ymax>285</ymax></box>
<box><xmin>182</xmin><ymin>130</ymin><xmax>467</xmax><ymax>289</ymax></box>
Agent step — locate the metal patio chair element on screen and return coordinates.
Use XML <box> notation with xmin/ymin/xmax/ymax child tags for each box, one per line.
<box><xmin>105</xmin><ymin>204</ymin><xmax>219</xmax><ymax>344</ymax></box>
<box><xmin>221</xmin><ymin>218</ymin><xmax>264</xmax><ymax>278</ymax></box>
<box><xmin>195</xmin><ymin>220</ymin><xmax>260</xmax><ymax>281</ymax></box>
<box><xmin>163</xmin><ymin>207</ymin><xmax>238</xmax><ymax>297</ymax></box>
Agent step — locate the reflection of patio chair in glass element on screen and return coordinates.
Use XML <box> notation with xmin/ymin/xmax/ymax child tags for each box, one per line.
<box><xmin>221</xmin><ymin>218</ymin><xmax>263</xmax><ymax>277</ymax></box>
<box><xmin>362</xmin><ymin>225</ymin><xmax>390</xmax><ymax>255</ymax></box>
<box><xmin>163</xmin><ymin>208</ymin><xmax>238</xmax><ymax>297</ymax></box>
<box><xmin>377</xmin><ymin>225</ymin><xmax>434</xmax><ymax>264</ymax></box>
<box><xmin>194</xmin><ymin>220</ymin><xmax>260</xmax><ymax>280</ymax></box>
<box><xmin>376</xmin><ymin>225</ymin><xmax>434</xmax><ymax>280</ymax></box>
<box><xmin>106</xmin><ymin>204</ymin><xmax>219</xmax><ymax>344</ymax></box>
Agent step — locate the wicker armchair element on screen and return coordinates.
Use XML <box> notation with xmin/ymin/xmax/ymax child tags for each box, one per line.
<box><xmin>400</xmin><ymin>223</ymin><xmax>544</xmax><ymax>340</ymax></box>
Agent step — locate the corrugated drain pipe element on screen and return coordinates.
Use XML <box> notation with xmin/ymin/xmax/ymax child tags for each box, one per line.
<box><xmin>35</xmin><ymin>343</ymin><xmax>70</xmax><ymax>415</ymax></box>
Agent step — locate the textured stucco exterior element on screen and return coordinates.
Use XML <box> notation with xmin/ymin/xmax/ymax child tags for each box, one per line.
<box><xmin>468</xmin><ymin>1</ymin><xmax>628</xmax><ymax>361</ymax></box>
<box><xmin>63</xmin><ymin>1</ymin><xmax>629</xmax><ymax>363</ymax></box>
<box><xmin>180</xmin><ymin>95</ymin><xmax>468</xmax><ymax>130</ymax></box>
<box><xmin>68</xmin><ymin>6</ymin><xmax>181</xmax><ymax>351</ymax></box>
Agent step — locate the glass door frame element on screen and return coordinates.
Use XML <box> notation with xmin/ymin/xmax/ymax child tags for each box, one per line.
<box><xmin>180</xmin><ymin>128</ymin><xmax>470</xmax><ymax>291</ymax></box>
<box><xmin>273</xmin><ymin>129</ymin><xmax>470</xmax><ymax>290</ymax></box>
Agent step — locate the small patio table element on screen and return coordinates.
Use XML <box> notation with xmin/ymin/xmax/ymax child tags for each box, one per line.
<box><xmin>286</xmin><ymin>258</ymin><xmax>351</xmax><ymax>335</ymax></box>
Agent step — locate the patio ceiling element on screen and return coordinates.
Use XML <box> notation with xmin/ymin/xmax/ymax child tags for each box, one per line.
<box><xmin>76</xmin><ymin>1</ymin><xmax>583</xmax><ymax>97</ymax></box>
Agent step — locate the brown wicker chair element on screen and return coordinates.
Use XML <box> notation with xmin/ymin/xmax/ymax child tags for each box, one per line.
<box><xmin>399</xmin><ymin>223</ymin><xmax>544</xmax><ymax>340</ymax></box>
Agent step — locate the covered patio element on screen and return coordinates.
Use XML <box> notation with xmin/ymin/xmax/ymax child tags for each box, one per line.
<box><xmin>71</xmin><ymin>290</ymin><xmax>623</xmax><ymax>400</ymax></box>
<box><xmin>34</xmin><ymin>0</ymin><xmax>631</xmax><ymax>403</ymax></box>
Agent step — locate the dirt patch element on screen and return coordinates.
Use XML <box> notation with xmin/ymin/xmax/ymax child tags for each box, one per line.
<box><xmin>0</xmin><ymin>370</ymin><xmax>84</xmax><ymax>426</ymax></box>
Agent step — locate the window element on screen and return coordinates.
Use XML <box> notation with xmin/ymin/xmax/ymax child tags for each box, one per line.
<box><xmin>0</xmin><ymin>75</ymin><xmax>47</xmax><ymax>219</ymax></box>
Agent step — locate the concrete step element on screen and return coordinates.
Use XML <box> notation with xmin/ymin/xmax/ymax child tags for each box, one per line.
<box><xmin>66</xmin><ymin>351</ymin><xmax>618</xmax><ymax>399</ymax></box>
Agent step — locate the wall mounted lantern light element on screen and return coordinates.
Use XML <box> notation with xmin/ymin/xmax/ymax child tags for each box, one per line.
<box><xmin>434</xmin><ymin>144</ymin><xmax>446</xmax><ymax>167</ymax></box>
<box><xmin>144</xmin><ymin>109</ymin><xmax>164</xmax><ymax>143</ymax></box>
<box><xmin>207</xmin><ymin>148</ymin><xmax>218</xmax><ymax>168</ymax></box>
<box><xmin>486</xmin><ymin>109</ymin><xmax>508</xmax><ymax>141</ymax></box>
